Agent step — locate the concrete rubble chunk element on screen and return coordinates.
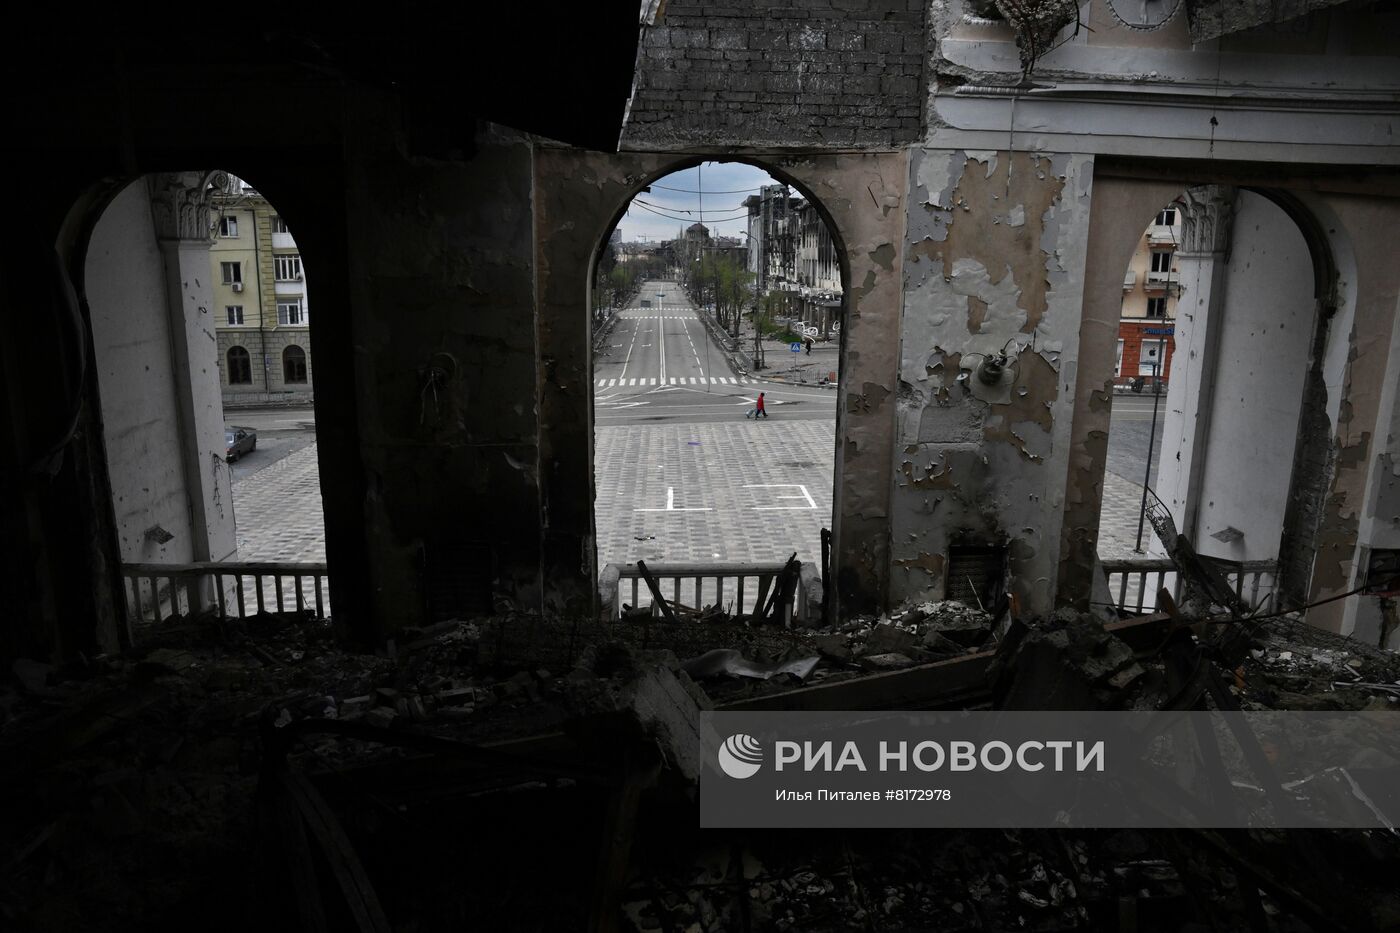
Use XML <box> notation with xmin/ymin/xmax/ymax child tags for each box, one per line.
<box><xmin>864</xmin><ymin>623</ymin><xmax>920</xmax><ymax>656</ymax></box>
<box><xmin>860</xmin><ymin>652</ymin><xmax>915</xmax><ymax>670</ymax></box>
<box><xmin>366</xmin><ymin>707</ymin><xmax>398</xmax><ymax>729</ymax></box>
<box><xmin>990</xmin><ymin>613</ymin><xmax>1145</xmax><ymax>710</ymax></box>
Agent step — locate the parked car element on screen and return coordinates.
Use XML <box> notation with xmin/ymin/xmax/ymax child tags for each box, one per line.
<box><xmin>225</xmin><ymin>425</ymin><xmax>257</xmax><ymax>461</ymax></box>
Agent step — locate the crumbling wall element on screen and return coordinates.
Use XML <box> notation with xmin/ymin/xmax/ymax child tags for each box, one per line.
<box><xmin>533</xmin><ymin>148</ymin><xmax>678</xmax><ymax>615</ymax></box>
<box><xmin>894</xmin><ymin>149</ymin><xmax>1094</xmax><ymax>615</ymax></box>
<box><xmin>344</xmin><ymin>120</ymin><xmax>547</xmax><ymax>629</ymax></box>
<box><xmin>1300</xmin><ymin>193</ymin><xmax>1400</xmax><ymax>634</ymax></box>
<box><xmin>1059</xmin><ymin>173</ymin><xmax>1183</xmax><ymax>608</ymax></box>
<box><xmin>621</xmin><ymin>0</ymin><xmax>926</xmax><ymax>151</ymax></box>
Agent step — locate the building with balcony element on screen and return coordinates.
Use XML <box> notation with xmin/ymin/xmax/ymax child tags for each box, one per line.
<box><xmin>1117</xmin><ymin>205</ymin><xmax>1183</xmax><ymax>386</ymax></box>
<box><xmin>209</xmin><ymin>178</ymin><xmax>314</xmax><ymax>406</ymax></box>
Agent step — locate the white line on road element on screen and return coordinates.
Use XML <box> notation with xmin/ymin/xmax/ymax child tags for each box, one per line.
<box><xmin>634</xmin><ymin>487</ymin><xmax>712</xmax><ymax>512</ymax></box>
<box><xmin>619</xmin><ymin>316</ymin><xmax>639</xmax><ymax>380</ymax></box>
<box><xmin>744</xmin><ymin>483</ymin><xmax>819</xmax><ymax>510</ymax></box>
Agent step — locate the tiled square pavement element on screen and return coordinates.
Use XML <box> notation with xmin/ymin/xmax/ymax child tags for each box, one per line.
<box><xmin>595</xmin><ymin>420</ymin><xmax>835</xmax><ymax>613</ymax></box>
<box><xmin>229</xmin><ymin>441</ymin><xmax>327</xmax><ymax>613</ymax></box>
<box><xmin>224</xmin><ymin>431</ymin><xmax>1156</xmax><ymax>615</ymax></box>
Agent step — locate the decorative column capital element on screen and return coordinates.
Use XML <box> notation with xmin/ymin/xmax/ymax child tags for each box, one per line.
<box><xmin>147</xmin><ymin>170</ymin><xmax>228</xmax><ymax>243</ymax></box>
<box><xmin>1179</xmin><ymin>184</ymin><xmax>1238</xmax><ymax>256</ymax></box>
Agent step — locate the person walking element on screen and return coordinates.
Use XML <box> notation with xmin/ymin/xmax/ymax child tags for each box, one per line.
<box><xmin>756</xmin><ymin>391</ymin><xmax>768</xmax><ymax>419</ymax></box>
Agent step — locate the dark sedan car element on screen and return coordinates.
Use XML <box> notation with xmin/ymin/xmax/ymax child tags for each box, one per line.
<box><xmin>225</xmin><ymin>425</ymin><xmax>257</xmax><ymax>462</ymax></box>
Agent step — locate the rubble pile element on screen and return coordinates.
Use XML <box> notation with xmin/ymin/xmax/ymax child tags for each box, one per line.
<box><xmin>1234</xmin><ymin>615</ymin><xmax>1400</xmax><ymax>712</ymax></box>
<box><xmin>810</xmin><ymin>600</ymin><xmax>995</xmax><ymax>668</ymax></box>
<box><xmin>2</xmin><ymin>600</ymin><xmax>1399</xmax><ymax>930</ymax></box>
<box><xmin>619</xmin><ymin>828</ymin><xmax>1345</xmax><ymax>933</ymax></box>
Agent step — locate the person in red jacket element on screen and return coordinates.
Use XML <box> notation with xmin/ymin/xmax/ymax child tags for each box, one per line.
<box><xmin>755</xmin><ymin>392</ymin><xmax>767</xmax><ymax>419</ymax></box>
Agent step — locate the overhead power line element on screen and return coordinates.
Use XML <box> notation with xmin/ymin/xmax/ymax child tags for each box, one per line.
<box><xmin>633</xmin><ymin>198</ymin><xmax>749</xmax><ymax>217</ymax></box>
<box><xmin>650</xmin><ymin>182</ymin><xmax>766</xmax><ymax>194</ymax></box>
<box><xmin>629</xmin><ymin>202</ymin><xmax>751</xmax><ymax>226</ymax></box>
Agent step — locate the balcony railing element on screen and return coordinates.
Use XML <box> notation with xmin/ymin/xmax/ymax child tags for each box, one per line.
<box><xmin>1100</xmin><ymin>558</ymin><xmax>1278</xmax><ymax>616</ymax></box>
<box><xmin>601</xmin><ymin>561</ymin><xmax>820</xmax><ymax>627</ymax></box>
<box><xmin>122</xmin><ymin>561</ymin><xmax>330</xmax><ymax>628</ymax></box>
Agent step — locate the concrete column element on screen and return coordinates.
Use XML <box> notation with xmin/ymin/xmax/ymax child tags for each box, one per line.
<box><xmin>1156</xmin><ymin>185</ymin><xmax>1236</xmax><ymax>547</ymax></box>
<box><xmin>147</xmin><ymin>172</ymin><xmax>238</xmax><ymax>571</ymax></box>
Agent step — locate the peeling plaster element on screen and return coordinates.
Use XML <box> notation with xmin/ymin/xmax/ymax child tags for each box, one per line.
<box><xmin>892</xmin><ymin>148</ymin><xmax>1093</xmax><ymax>611</ymax></box>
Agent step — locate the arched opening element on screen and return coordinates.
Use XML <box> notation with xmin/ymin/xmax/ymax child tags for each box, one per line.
<box><xmin>590</xmin><ymin>159</ymin><xmax>848</xmax><ymax>621</ymax></box>
<box><xmin>282</xmin><ymin>344</ymin><xmax>308</xmax><ymax>384</ymax></box>
<box><xmin>227</xmin><ymin>346</ymin><xmax>253</xmax><ymax>384</ymax></box>
<box><xmin>1101</xmin><ymin>184</ymin><xmax>1331</xmax><ymax>614</ymax></box>
<box><xmin>78</xmin><ymin>170</ymin><xmax>328</xmax><ymax>629</ymax></box>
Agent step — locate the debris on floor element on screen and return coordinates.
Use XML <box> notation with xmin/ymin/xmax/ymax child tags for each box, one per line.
<box><xmin>3</xmin><ymin>596</ymin><xmax>1399</xmax><ymax>930</ymax></box>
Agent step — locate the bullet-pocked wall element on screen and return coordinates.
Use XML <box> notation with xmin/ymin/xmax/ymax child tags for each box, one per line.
<box><xmin>534</xmin><ymin>145</ymin><xmax>908</xmax><ymax>616</ymax></box>
<box><xmin>895</xmin><ymin>149</ymin><xmax>1094</xmax><ymax>615</ymax></box>
<box><xmin>344</xmin><ymin>120</ymin><xmax>548</xmax><ymax>627</ymax></box>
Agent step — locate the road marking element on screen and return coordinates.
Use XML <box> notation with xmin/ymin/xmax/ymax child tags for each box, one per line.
<box><xmin>744</xmin><ymin>483</ymin><xmax>819</xmax><ymax>510</ymax></box>
<box><xmin>619</xmin><ymin>315</ymin><xmax>640</xmax><ymax>380</ymax></box>
<box><xmin>634</xmin><ymin>487</ymin><xmax>712</xmax><ymax>512</ymax></box>
<box><xmin>658</xmin><ymin>312</ymin><xmax>667</xmax><ymax>385</ymax></box>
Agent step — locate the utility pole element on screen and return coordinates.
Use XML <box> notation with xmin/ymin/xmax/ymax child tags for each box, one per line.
<box><xmin>1134</xmin><ymin>359</ymin><xmax>1164</xmax><ymax>553</ymax></box>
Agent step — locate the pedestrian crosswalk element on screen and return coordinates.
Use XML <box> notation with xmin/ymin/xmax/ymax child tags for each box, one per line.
<box><xmin>595</xmin><ymin>376</ymin><xmax>752</xmax><ymax>387</ymax></box>
<box><xmin>619</xmin><ymin>313</ymin><xmax>697</xmax><ymax>319</ymax></box>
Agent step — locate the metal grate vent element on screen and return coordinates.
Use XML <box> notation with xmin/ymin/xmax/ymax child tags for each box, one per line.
<box><xmin>945</xmin><ymin>545</ymin><xmax>1007</xmax><ymax>613</ymax></box>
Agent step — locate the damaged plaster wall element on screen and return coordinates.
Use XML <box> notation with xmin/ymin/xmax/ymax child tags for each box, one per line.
<box><xmin>1059</xmin><ymin>173</ymin><xmax>1183</xmax><ymax>609</ymax></box>
<box><xmin>345</xmin><ymin>118</ymin><xmax>546</xmax><ymax>631</ymax></box>
<box><xmin>1188</xmin><ymin>191</ymin><xmax>1317</xmax><ymax>564</ymax></box>
<box><xmin>895</xmin><ymin>148</ymin><xmax>1094</xmax><ymax>615</ymax></box>
<box><xmin>1300</xmin><ymin>192</ymin><xmax>1400</xmax><ymax>635</ymax></box>
<box><xmin>533</xmin><ymin>147</ymin><xmax>677</xmax><ymax>615</ymax></box>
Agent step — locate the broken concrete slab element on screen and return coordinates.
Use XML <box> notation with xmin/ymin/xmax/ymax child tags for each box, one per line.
<box><xmin>989</xmin><ymin>614</ymin><xmax>1146</xmax><ymax>710</ymax></box>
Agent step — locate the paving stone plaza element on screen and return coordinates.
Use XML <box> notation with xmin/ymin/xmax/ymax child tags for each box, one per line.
<box><xmin>230</xmin><ymin>426</ymin><xmax>1153</xmax><ymax>615</ymax></box>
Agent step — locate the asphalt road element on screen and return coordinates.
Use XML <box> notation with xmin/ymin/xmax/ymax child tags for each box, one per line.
<box><xmin>594</xmin><ymin>281</ymin><xmax>838</xmax><ymax>426</ymax></box>
<box><xmin>1105</xmin><ymin>393</ymin><xmax>1168</xmax><ymax>488</ymax></box>
<box><xmin>225</xmin><ymin>406</ymin><xmax>318</xmax><ymax>483</ymax></box>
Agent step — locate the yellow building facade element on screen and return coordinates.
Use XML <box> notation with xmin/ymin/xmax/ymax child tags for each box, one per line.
<box><xmin>209</xmin><ymin>180</ymin><xmax>313</xmax><ymax>405</ymax></box>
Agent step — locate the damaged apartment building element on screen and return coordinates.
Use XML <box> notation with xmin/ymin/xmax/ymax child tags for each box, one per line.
<box><xmin>4</xmin><ymin>1</ymin><xmax>1400</xmax><ymax>931</ymax></box>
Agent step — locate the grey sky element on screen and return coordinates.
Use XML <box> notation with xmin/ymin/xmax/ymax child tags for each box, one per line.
<box><xmin>613</xmin><ymin>161</ymin><xmax>781</xmax><ymax>243</ymax></box>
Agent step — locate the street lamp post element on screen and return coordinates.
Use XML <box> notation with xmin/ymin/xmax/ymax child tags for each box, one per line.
<box><xmin>1134</xmin><ymin>360</ymin><xmax>1164</xmax><ymax>553</ymax></box>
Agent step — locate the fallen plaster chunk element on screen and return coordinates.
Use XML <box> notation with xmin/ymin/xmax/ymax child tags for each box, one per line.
<box><xmin>681</xmin><ymin>648</ymin><xmax>819</xmax><ymax>683</ymax></box>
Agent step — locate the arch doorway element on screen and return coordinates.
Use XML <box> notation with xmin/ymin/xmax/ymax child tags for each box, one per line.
<box><xmin>78</xmin><ymin>170</ymin><xmax>329</xmax><ymax>626</ymax></box>
<box><xmin>590</xmin><ymin>160</ymin><xmax>848</xmax><ymax>619</ymax></box>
